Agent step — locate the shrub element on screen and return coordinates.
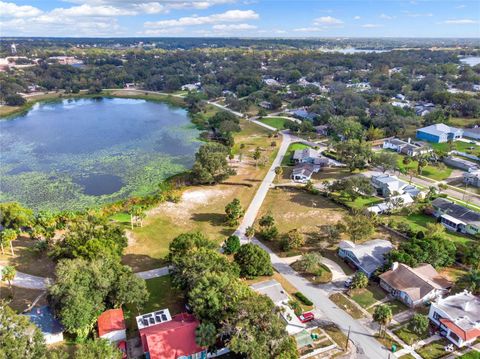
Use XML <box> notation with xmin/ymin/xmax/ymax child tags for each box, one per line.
<box><xmin>222</xmin><ymin>235</ymin><xmax>241</xmax><ymax>254</ymax></box>
<box><xmin>234</xmin><ymin>243</ymin><xmax>273</xmax><ymax>278</ymax></box>
<box><xmin>294</xmin><ymin>292</ymin><xmax>313</xmax><ymax>306</ymax></box>
<box><xmin>351</xmin><ymin>271</ymin><xmax>368</xmax><ymax>289</ymax></box>
<box><xmin>288</xmin><ymin>300</ymin><xmax>303</xmax><ymax>316</ymax></box>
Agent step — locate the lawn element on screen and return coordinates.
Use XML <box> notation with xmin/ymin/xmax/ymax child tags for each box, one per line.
<box><xmin>368</xmin><ymin>300</ymin><xmax>409</xmax><ymax>316</ymax></box>
<box><xmin>333</xmin><ymin>193</ymin><xmax>383</xmax><ymax>210</ymax></box>
<box><xmin>329</xmin><ymin>293</ymin><xmax>364</xmax><ymax>319</ymax></box>
<box><xmin>430</xmin><ymin>140</ymin><xmax>480</xmax><ymax>154</ymax></box>
<box><xmin>399</xmin><ymin>354</ymin><xmax>417</xmax><ymax>359</ymax></box>
<box><xmin>416</xmin><ymin>339</ymin><xmax>450</xmax><ymax>359</ymax></box>
<box><xmin>395</xmin><ymin>154</ymin><xmax>452</xmax><ymax>181</ymax></box>
<box><xmin>459</xmin><ymin>351</ymin><xmax>480</xmax><ymax>359</ymax></box>
<box><xmin>124</xmin><ymin>275</ymin><xmax>185</xmax><ymax>334</ymax></box>
<box><xmin>348</xmin><ymin>285</ymin><xmax>386</xmax><ymax>309</ymax></box>
<box><xmin>320</xmin><ymin>323</ymin><xmax>348</xmax><ymax>350</ymax></box>
<box><xmin>123</xmin><ymin>119</ymin><xmax>277</xmax><ymax>271</ymax></box>
<box><xmin>389</xmin><ymin>213</ymin><xmax>474</xmax><ymax>245</ymax></box>
<box><xmin>259</xmin><ymin>117</ymin><xmax>289</xmax><ymax>130</ymax></box>
<box><xmin>281</xmin><ymin>142</ymin><xmax>312</xmax><ymax>166</ymax></box>
<box><xmin>374</xmin><ymin>332</ymin><xmax>403</xmax><ymax>352</ymax></box>
<box><xmin>393</xmin><ymin>325</ymin><xmax>429</xmax><ymax>345</ymax></box>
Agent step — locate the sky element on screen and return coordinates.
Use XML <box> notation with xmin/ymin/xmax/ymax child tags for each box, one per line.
<box><xmin>1</xmin><ymin>0</ymin><xmax>479</xmax><ymax>38</ymax></box>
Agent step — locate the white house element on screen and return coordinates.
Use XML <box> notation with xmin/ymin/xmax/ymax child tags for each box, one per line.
<box><xmin>429</xmin><ymin>291</ymin><xmax>480</xmax><ymax>347</ymax></box>
<box><xmin>367</xmin><ymin>193</ymin><xmax>414</xmax><ymax>215</ymax></box>
<box><xmin>338</xmin><ymin>239</ymin><xmax>393</xmax><ymax>277</ymax></box>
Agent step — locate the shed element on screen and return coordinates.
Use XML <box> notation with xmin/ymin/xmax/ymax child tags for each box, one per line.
<box><xmin>25</xmin><ymin>306</ymin><xmax>64</xmax><ymax>345</ymax></box>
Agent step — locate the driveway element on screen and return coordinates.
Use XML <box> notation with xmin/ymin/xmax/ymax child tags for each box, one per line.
<box><xmin>0</xmin><ymin>265</ymin><xmax>50</xmax><ymax>290</ymax></box>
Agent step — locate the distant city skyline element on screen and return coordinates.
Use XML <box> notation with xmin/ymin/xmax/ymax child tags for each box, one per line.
<box><xmin>1</xmin><ymin>0</ymin><xmax>479</xmax><ymax>38</ymax></box>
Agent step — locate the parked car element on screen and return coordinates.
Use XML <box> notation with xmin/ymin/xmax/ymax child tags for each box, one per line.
<box><xmin>297</xmin><ymin>312</ymin><xmax>315</xmax><ymax>323</ymax></box>
<box><xmin>344</xmin><ymin>277</ymin><xmax>353</xmax><ymax>288</ymax></box>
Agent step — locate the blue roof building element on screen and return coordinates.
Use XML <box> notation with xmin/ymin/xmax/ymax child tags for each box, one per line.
<box><xmin>25</xmin><ymin>306</ymin><xmax>64</xmax><ymax>344</ymax></box>
<box><xmin>416</xmin><ymin>123</ymin><xmax>463</xmax><ymax>143</ymax></box>
<box><xmin>291</xmin><ymin>109</ymin><xmax>316</xmax><ymax>121</ymax></box>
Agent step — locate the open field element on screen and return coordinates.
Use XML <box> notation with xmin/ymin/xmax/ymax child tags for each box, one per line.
<box><xmin>430</xmin><ymin>140</ymin><xmax>480</xmax><ymax>154</ymax></box>
<box><xmin>123</xmin><ymin>120</ymin><xmax>277</xmax><ymax>271</ymax></box>
<box><xmin>258</xmin><ymin>117</ymin><xmax>289</xmax><ymax>129</ymax></box>
<box><xmin>329</xmin><ymin>293</ymin><xmax>364</xmax><ymax>319</ymax></box>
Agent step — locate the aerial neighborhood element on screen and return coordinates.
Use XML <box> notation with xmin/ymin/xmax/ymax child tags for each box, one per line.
<box><xmin>1</xmin><ymin>33</ymin><xmax>480</xmax><ymax>359</ymax></box>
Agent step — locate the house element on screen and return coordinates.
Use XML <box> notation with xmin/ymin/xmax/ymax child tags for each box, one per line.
<box><xmin>371</xmin><ymin>174</ymin><xmax>421</xmax><ymax>198</ymax></box>
<box><xmin>463</xmin><ymin>126</ymin><xmax>480</xmax><ymax>140</ymax></box>
<box><xmin>430</xmin><ymin>197</ymin><xmax>480</xmax><ymax>235</ymax></box>
<box><xmin>346</xmin><ymin>82</ymin><xmax>371</xmax><ymax>91</ymax></box>
<box><xmin>444</xmin><ymin>156</ymin><xmax>478</xmax><ymax>172</ymax></box>
<box><xmin>382</xmin><ymin>138</ymin><xmax>431</xmax><ymax>157</ymax></box>
<box><xmin>98</xmin><ymin>308</ymin><xmax>126</xmax><ymax>343</ymax></box>
<box><xmin>379</xmin><ymin>262</ymin><xmax>451</xmax><ymax>307</ymax></box>
<box><xmin>367</xmin><ymin>193</ymin><xmax>414</xmax><ymax>215</ymax></box>
<box><xmin>293</xmin><ymin>148</ymin><xmax>321</xmax><ymax>164</ymax></box>
<box><xmin>181</xmin><ymin>83</ymin><xmax>200</xmax><ymax>91</ymax></box>
<box><xmin>414</xmin><ymin>103</ymin><xmax>436</xmax><ymax>117</ymax></box>
<box><xmin>290</xmin><ymin>109</ymin><xmax>316</xmax><ymax>121</ymax></box>
<box><xmin>291</xmin><ymin>163</ymin><xmax>318</xmax><ymax>183</ymax></box>
<box><xmin>250</xmin><ymin>280</ymin><xmax>306</xmax><ymax>335</ymax></box>
<box><xmin>263</xmin><ymin>78</ymin><xmax>281</xmax><ymax>87</ymax></box>
<box><xmin>464</xmin><ymin>170</ymin><xmax>480</xmax><ymax>187</ymax></box>
<box><xmin>124</xmin><ymin>83</ymin><xmax>136</xmax><ymax>89</ymax></box>
<box><xmin>416</xmin><ymin>123</ymin><xmax>463</xmax><ymax>143</ymax></box>
<box><xmin>338</xmin><ymin>239</ymin><xmax>393</xmax><ymax>277</ymax></box>
<box><xmin>25</xmin><ymin>306</ymin><xmax>64</xmax><ymax>345</ymax></box>
<box><xmin>137</xmin><ymin>309</ymin><xmax>206</xmax><ymax>359</ymax></box>
<box><xmin>259</xmin><ymin>101</ymin><xmax>273</xmax><ymax>109</ymax></box>
<box><xmin>429</xmin><ymin>290</ymin><xmax>480</xmax><ymax>347</ymax></box>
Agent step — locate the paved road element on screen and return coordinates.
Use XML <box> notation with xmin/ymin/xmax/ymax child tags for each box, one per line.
<box><xmin>0</xmin><ymin>265</ymin><xmax>50</xmax><ymax>290</ymax></box>
<box><xmin>135</xmin><ymin>266</ymin><xmax>170</xmax><ymax>280</ymax></box>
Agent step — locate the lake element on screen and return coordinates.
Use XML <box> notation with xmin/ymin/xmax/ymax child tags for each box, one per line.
<box><xmin>0</xmin><ymin>97</ymin><xmax>201</xmax><ymax>210</ymax></box>
<box><xmin>460</xmin><ymin>56</ymin><xmax>480</xmax><ymax>66</ymax></box>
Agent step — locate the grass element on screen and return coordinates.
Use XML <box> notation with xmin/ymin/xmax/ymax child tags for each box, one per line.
<box><xmin>291</xmin><ymin>261</ymin><xmax>333</xmax><ymax>284</ymax></box>
<box><xmin>348</xmin><ymin>284</ymin><xmax>386</xmax><ymax>309</ymax></box>
<box><xmin>124</xmin><ymin>275</ymin><xmax>184</xmax><ymax>334</ymax></box>
<box><xmin>393</xmin><ymin>326</ymin><xmax>429</xmax><ymax>345</ymax></box>
<box><xmin>258</xmin><ymin>117</ymin><xmax>289</xmax><ymax>130</ymax></box>
<box><xmin>368</xmin><ymin>300</ymin><xmax>409</xmax><ymax>316</ymax></box>
<box><xmin>459</xmin><ymin>352</ymin><xmax>480</xmax><ymax>359</ymax></box>
<box><xmin>399</xmin><ymin>354</ymin><xmax>417</xmax><ymax>359</ymax></box>
<box><xmin>416</xmin><ymin>339</ymin><xmax>450</xmax><ymax>359</ymax></box>
<box><xmin>374</xmin><ymin>332</ymin><xmax>403</xmax><ymax>352</ymax></box>
<box><xmin>320</xmin><ymin>323</ymin><xmax>348</xmax><ymax>350</ymax></box>
<box><xmin>281</xmin><ymin>142</ymin><xmax>312</xmax><ymax>166</ymax></box>
<box><xmin>329</xmin><ymin>293</ymin><xmax>365</xmax><ymax>319</ymax></box>
<box><xmin>430</xmin><ymin>140</ymin><xmax>480</xmax><ymax>154</ymax></box>
<box><xmin>395</xmin><ymin>154</ymin><xmax>453</xmax><ymax>181</ymax></box>
<box><xmin>123</xmin><ymin>119</ymin><xmax>276</xmax><ymax>271</ymax></box>
<box><xmin>334</xmin><ymin>194</ymin><xmax>383</xmax><ymax>210</ymax></box>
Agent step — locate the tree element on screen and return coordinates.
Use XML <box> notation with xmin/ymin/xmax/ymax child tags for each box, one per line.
<box><xmin>322</xmin><ymin>224</ymin><xmax>341</xmax><ymax>243</ymax></box>
<box><xmin>373</xmin><ymin>304</ymin><xmax>393</xmax><ymax>338</ymax></box>
<box><xmin>0</xmin><ymin>202</ymin><xmax>33</xmax><ymax>230</ymax></box>
<box><xmin>340</xmin><ymin>211</ymin><xmax>374</xmax><ymax>243</ymax></box>
<box><xmin>462</xmin><ymin>270</ymin><xmax>480</xmax><ymax>294</ymax></box>
<box><xmin>253</xmin><ymin>147</ymin><xmax>261</xmax><ymax>167</ymax></box>
<box><xmin>350</xmin><ymin>271</ymin><xmax>368</xmax><ymax>289</ymax></box>
<box><xmin>195</xmin><ymin>322</ymin><xmax>217</xmax><ymax>349</ymax></box>
<box><xmin>417</xmin><ymin>154</ymin><xmax>429</xmax><ymax>175</ymax></box>
<box><xmin>328</xmin><ymin>176</ymin><xmax>374</xmax><ymax>201</ymax></box>
<box><xmin>245</xmin><ymin>226</ymin><xmax>255</xmax><ymax>241</ymax></box>
<box><xmin>1</xmin><ymin>265</ymin><xmax>16</xmax><ymax>293</ymax></box>
<box><xmin>192</xmin><ymin>143</ymin><xmax>234</xmax><ymax>184</ymax></box>
<box><xmin>5</xmin><ymin>94</ymin><xmax>26</xmax><ymax>106</ymax></box>
<box><xmin>223</xmin><ymin>235</ymin><xmax>241</xmax><ymax>254</ymax></box>
<box><xmin>462</xmin><ymin>243</ymin><xmax>480</xmax><ymax>270</ymax></box>
<box><xmin>0</xmin><ymin>304</ymin><xmax>46</xmax><ymax>359</ymax></box>
<box><xmin>274</xmin><ymin>166</ymin><xmax>283</xmax><ymax>180</ymax></box>
<box><xmin>0</xmin><ymin>228</ymin><xmax>17</xmax><ymax>256</ymax></box>
<box><xmin>372</xmin><ymin>152</ymin><xmax>398</xmax><ymax>173</ymax></box>
<box><xmin>296</xmin><ymin>252</ymin><xmax>322</xmax><ymax>273</ymax></box>
<box><xmin>129</xmin><ymin>206</ymin><xmax>145</xmax><ymax>229</ymax></box>
<box><xmin>281</xmin><ymin>229</ymin><xmax>305</xmax><ymax>251</ymax></box>
<box><xmin>334</xmin><ymin>139</ymin><xmax>373</xmax><ymax>172</ymax></box>
<box><xmin>225</xmin><ymin>198</ymin><xmax>245</xmax><ymax>226</ymax></box>
<box><xmin>220</xmin><ymin>293</ymin><xmax>296</xmax><ymax>359</ymax></box>
<box><xmin>410</xmin><ymin>314</ymin><xmax>429</xmax><ymax>335</ymax></box>
<box><xmin>258</xmin><ymin>214</ymin><xmax>278</xmax><ymax>240</ymax></box>
<box><xmin>74</xmin><ymin>339</ymin><xmax>122</xmax><ymax>359</ymax></box>
<box><xmin>234</xmin><ymin>243</ymin><xmax>273</xmax><ymax>278</ymax></box>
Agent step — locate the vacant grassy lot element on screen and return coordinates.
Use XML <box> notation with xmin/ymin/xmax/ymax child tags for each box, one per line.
<box><xmin>348</xmin><ymin>285</ymin><xmax>386</xmax><ymax>309</ymax></box>
<box><xmin>416</xmin><ymin>339</ymin><xmax>450</xmax><ymax>359</ymax></box>
<box><xmin>123</xmin><ymin>120</ymin><xmax>277</xmax><ymax>271</ymax></box>
<box><xmin>394</xmin><ymin>154</ymin><xmax>453</xmax><ymax>181</ymax></box>
<box><xmin>282</xmin><ymin>142</ymin><xmax>311</xmax><ymax>166</ymax></box>
<box><xmin>259</xmin><ymin>117</ymin><xmax>289</xmax><ymax>129</ymax></box>
<box><xmin>393</xmin><ymin>325</ymin><xmax>428</xmax><ymax>345</ymax></box>
<box><xmin>329</xmin><ymin>293</ymin><xmax>364</xmax><ymax>319</ymax></box>
<box><xmin>431</xmin><ymin>140</ymin><xmax>480</xmax><ymax>154</ymax></box>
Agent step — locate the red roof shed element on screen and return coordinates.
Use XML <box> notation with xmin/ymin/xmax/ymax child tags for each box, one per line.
<box><xmin>98</xmin><ymin>308</ymin><xmax>126</xmax><ymax>338</ymax></box>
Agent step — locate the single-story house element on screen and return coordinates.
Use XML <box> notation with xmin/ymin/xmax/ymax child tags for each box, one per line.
<box><xmin>431</xmin><ymin>197</ymin><xmax>480</xmax><ymax>235</ymax></box>
<box><xmin>138</xmin><ymin>310</ymin><xmax>206</xmax><ymax>359</ymax></box>
<box><xmin>291</xmin><ymin>109</ymin><xmax>316</xmax><ymax>122</ymax></box>
<box><xmin>464</xmin><ymin>170</ymin><xmax>480</xmax><ymax>187</ymax></box>
<box><xmin>98</xmin><ymin>308</ymin><xmax>126</xmax><ymax>343</ymax></box>
<box><xmin>367</xmin><ymin>193</ymin><xmax>414</xmax><ymax>215</ymax></box>
<box><xmin>259</xmin><ymin>101</ymin><xmax>273</xmax><ymax>109</ymax></box>
<box><xmin>416</xmin><ymin>123</ymin><xmax>463</xmax><ymax>143</ymax></box>
<box><xmin>293</xmin><ymin>148</ymin><xmax>321</xmax><ymax>164</ymax></box>
<box><xmin>444</xmin><ymin>156</ymin><xmax>478</xmax><ymax>172</ymax></box>
<box><xmin>338</xmin><ymin>239</ymin><xmax>393</xmax><ymax>277</ymax></box>
<box><xmin>463</xmin><ymin>126</ymin><xmax>480</xmax><ymax>140</ymax></box>
<box><xmin>25</xmin><ymin>306</ymin><xmax>64</xmax><ymax>345</ymax></box>
<box><xmin>291</xmin><ymin>163</ymin><xmax>319</xmax><ymax>183</ymax></box>
<box><xmin>382</xmin><ymin>138</ymin><xmax>431</xmax><ymax>157</ymax></box>
<box><xmin>371</xmin><ymin>174</ymin><xmax>421</xmax><ymax>198</ymax></box>
<box><xmin>429</xmin><ymin>290</ymin><xmax>480</xmax><ymax>348</ymax></box>
<box><xmin>414</xmin><ymin>103</ymin><xmax>435</xmax><ymax>117</ymax></box>
<box><xmin>250</xmin><ymin>280</ymin><xmax>306</xmax><ymax>335</ymax></box>
<box><xmin>379</xmin><ymin>262</ymin><xmax>451</xmax><ymax>307</ymax></box>
<box><xmin>181</xmin><ymin>83</ymin><xmax>201</xmax><ymax>91</ymax></box>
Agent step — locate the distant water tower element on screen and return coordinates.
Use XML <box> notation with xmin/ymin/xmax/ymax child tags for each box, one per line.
<box><xmin>11</xmin><ymin>43</ymin><xmax>17</xmax><ymax>55</ymax></box>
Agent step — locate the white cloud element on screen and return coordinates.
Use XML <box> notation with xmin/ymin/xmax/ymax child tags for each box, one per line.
<box><xmin>144</xmin><ymin>9</ymin><xmax>259</xmax><ymax>28</ymax></box>
<box><xmin>361</xmin><ymin>23</ymin><xmax>383</xmax><ymax>28</ymax></box>
<box><xmin>379</xmin><ymin>13</ymin><xmax>395</xmax><ymax>20</ymax></box>
<box><xmin>212</xmin><ymin>23</ymin><xmax>257</xmax><ymax>30</ymax></box>
<box><xmin>63</xmin><ymin>0</ymin><xmax>234</xmax><ymax>12</ymax></box>
<box><xmin>442</xmin><ymin>19</ymin><xmax>478</xmax><ymax>24</ymax></box>
<box><xmin>49</xmin><ymin>4</ymin><xmax>137</xmax><ymax>17</ymax></box>
<box><xmin>455</xmin><ymin>4</ymin><xmax>466</xmax><ymax>9</ymax></box>
<box><xmin>293</xmin><ymin>27</ymin><xmax>324</xmax><ymax>32</ymax></box>
<box><xmin>314</xmin><ymin>16</ymin><xmax>343</xmax><ymax>25</ymax></box>
<box><xmin>353</xmin><ymin>15</ymin><xmax>361</xmax><ymax>20</ymax></box>
<box><xmin>0</xmin><ymin>1</ymin><xmax>43</xmax><ymax>18</ymax></box>
<box><xmin>403</xmin><ymin>11</ymin><xmax>433</xmax><ymax>17</ymax></box>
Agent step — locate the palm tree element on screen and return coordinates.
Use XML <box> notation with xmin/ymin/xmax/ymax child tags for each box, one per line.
<box><xmin>463</xmin><ymin>270</ymin><xmax>480</xmax><ymax>295</ymax></box>
<box><xmin>274</xmin><ymin>166</ymin><xmax>283</xmax><ymax>181</ymax></box>
<box><xmin>195</xmin><ymin>322</ymin><xmax>217</xmax><ymax>349</ymax></box>
<box><xmin>1</xmin><ymin>229</ymin><xmax>17</xmax><ymax>256</ymax></box>
<box><xmin>373</xmin><ymin>304</ymin><xmax>393</xmax><ymax>338</ymax></box>
<box><xmin>245</xmin><ymin>226</ymin><xmax>255</xmax><ymax>242</ymax></box>
<box><xmin>253</xmin><ymin>147</ymin><xmax>261</xmax><ymax>168</ymax></box>
<box><xmin>1</xmin><ymin>265</ymin><xmax>16</xmax><ymax>295</ymax></box>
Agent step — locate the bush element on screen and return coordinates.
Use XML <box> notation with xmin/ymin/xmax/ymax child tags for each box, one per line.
<box><xmin>222</xmin><ymin>235</ymin><xmax>241</xmax><ymax>254</ymax></box>
<box><xmin>234</xmin><ymin>243</ymin><xmax>273</xmax><ymax>278</ymax></box>
<box><xmin>294</xmin><ymin>292</ymin><xmax>313</xmax><ymax>306</ymax></box>
<box><xmin>351</xmin><ymin>271</ymin><xmax>368</xmax><ymax>289</ymax></box>
<box><xmin>288</xmin><ymin>300</ymin><xmax>303</xmax><ymax>316</ymax></box>
<box><xmin>416</xmin><ymin>230</ymin><xmax>425</xmax><ymax>239</ymax></box>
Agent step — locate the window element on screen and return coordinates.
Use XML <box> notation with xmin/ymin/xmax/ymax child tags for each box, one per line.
<box><xmin>432</xmin><ymin>311</ymin><xmax>442</xmax><ymax>321</ymax></box>
<box><xmin>448</xmin><ymin>331</ymin><xmax>460</xmax><ymax>343</ymax></box>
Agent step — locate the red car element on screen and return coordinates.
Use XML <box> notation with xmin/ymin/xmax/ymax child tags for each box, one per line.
<box><xmin>298</xmin><ymin>312</ymin><xmax>315</xmax><ymax>323</ymax></box>
<box><xmin>117</xmin><ymin>340</ymin><xmax>127</xmax><ymax>359</ymax></box>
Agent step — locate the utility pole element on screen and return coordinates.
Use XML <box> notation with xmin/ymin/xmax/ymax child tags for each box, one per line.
<box><xmin>345</xmin><ymin>325</ymin><xmax>351</xmax><ymax>351</ymax></box>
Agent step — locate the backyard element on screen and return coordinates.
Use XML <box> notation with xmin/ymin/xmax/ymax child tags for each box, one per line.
<box><xmin>394</xmin><ymin>154</ymin><xmax>453</xmax><ymax>181</ymax></box>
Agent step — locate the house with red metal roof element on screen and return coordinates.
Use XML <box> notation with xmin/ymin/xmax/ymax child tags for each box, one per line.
<box><xmin>429</xmin><ymin>290</ymin><xmax>480</xmax><ymax>347</ymax></box>
<box><xmin>97</xmin><ymin>308</ymin><xmax>127</xmax><ymax>343</ymax></box>
<box><xmin>137</xmin><ymin>309</ymin><xmax>206</xmax><ymax>359</ymax></box>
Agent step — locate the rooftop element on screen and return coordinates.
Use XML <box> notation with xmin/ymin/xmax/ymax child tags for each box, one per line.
<box><xmin>431</xmin><ymin>197</ymin><xmax>480</xmax><ymax>226</ymax></box>
<box><xmin>435</xmin><ymin>291</ymin><xmax>480</xmax><ymax>333</ymax></box>
<box><xmin>417</xmin><ymin>123</ymin><xmax>462</xmax><ymax>137</ymax></box>
<box><xmin>136</xmin><ymin>309</ymin><xmax>172</xmax><ymax>330</ymax></box>
<box><xmin>339</xmin><ymin>239</ymin><xmax>393</xmax><ymax>274</ymax></box>
<box><xmin>250</xmin><ymin>279</ymin><xmax>289</xmax><ymax>305</ymax></box>
<box><xmin>25</xmin><ymin>306</ymin><xmax>64</xmax><ymax>335</ymax></box>
<box><xmin>98</xmin><ymin>308</ymin><xmax>125</xmax><ymax>337</ymax></box>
